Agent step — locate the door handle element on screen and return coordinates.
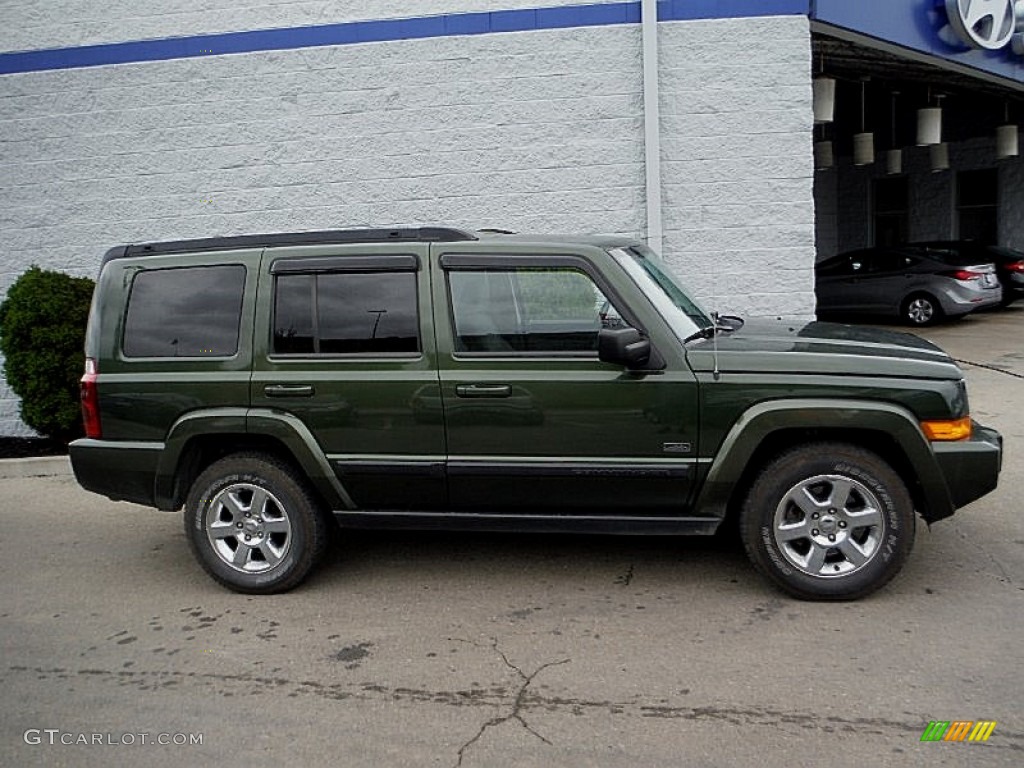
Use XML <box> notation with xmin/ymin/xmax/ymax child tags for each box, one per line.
<box><xmin>264</xmin><ymin>384</ymin><xmax>315</xmax><ymax>398</ymax></box>
<box><xmin>455</xmin><ymin>384</ymin><xmax>512</xmax><ymax>398</ymax></box>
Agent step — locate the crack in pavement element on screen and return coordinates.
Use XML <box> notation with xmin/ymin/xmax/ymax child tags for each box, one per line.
<box><xmin>8</xmin><ymin>664</ymin><xmax>1024</xmax><ymax>754</ymax></box>
<box><xmin>948</xmin><ymin>519</ymin><xmax>1016</xmax><ymax>586</ymax></box>
<box><xmin>450</xmin><ymin>638</ymin><xmax>570</xmax><ymax>767</ymax></box>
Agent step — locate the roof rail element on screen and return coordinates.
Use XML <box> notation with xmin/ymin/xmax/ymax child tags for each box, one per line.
<box><xmin>111</xmin><ymin>227</ymin><xmax>477</xmax><ymax>261</ymax></box>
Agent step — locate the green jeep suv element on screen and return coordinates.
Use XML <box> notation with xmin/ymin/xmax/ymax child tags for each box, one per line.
<box><xmin>70</xmin><ymin>228</ymin><xmax>1003</xmax><ymax>599</ymax></box>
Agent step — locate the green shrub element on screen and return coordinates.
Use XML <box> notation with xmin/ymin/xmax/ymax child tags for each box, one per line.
<box><xmin>0</xmin><ymin>266</ymin><xmax>95</xmax><ymax>442</ymax></box>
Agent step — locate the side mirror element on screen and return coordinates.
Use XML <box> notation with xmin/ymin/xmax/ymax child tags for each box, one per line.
<box><xmin>598</xmin><ymin>327</ymin><xmax>651</xmax><ymax>369</ymax></box>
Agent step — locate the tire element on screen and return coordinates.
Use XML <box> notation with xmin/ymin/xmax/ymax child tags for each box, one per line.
<box><xmin>901</xmin><ymin>293</ymin><xmax>942</xmax><ymax>326</ymax></box>
<box><xmin>739</xmin><ymin>443</ymin><xmax>915</xmax><ymax>600</ymax></box>
<box><xmin>184</xmin><ymin>452</ymin><xmax>330</xmax><ymax>594</ymax></box>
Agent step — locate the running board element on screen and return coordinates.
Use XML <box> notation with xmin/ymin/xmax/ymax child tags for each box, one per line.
<box><xmin>331</xmin><ymin>511</ymin><xmax>721</xmax><ymax>535</ymax></box>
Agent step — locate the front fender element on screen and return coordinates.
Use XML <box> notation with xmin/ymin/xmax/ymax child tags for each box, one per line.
<box><xmin>693</xmin><ymin>399</ymin><xmax>955</xmax><ymax>523</ymax></box>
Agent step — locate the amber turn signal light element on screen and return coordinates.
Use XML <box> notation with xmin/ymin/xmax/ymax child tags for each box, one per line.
<box><xmin>920</xmin><ymin>417</ymin><xmax>972</xmax><ymax>441</ymax></box>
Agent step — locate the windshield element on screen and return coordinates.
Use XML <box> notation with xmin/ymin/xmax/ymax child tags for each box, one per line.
<box><xmin>609</xmin><ymin>246</ymin><xmax>713</xmax><ymax>341</ymax></box>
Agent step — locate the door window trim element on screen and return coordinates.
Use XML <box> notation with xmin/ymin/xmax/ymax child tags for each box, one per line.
<box><xmin>269</xmin><ymin>267</ymin><xmax>423</xmax><ymax>359</ymax></box>
<box><xmin>440</xmin><ymin>253</ymin><xmax>645</xmax><ymax>359</ymax></box>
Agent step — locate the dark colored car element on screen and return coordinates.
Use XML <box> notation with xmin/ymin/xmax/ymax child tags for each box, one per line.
<box><xmin>815</xmin><ymin>245</ymin><xmax>1002</xmax><ymax>325</ymax></box>
<box><xmin>912</xmin><ymin>241</ymin><xmax>1024</xmax><ymax>306</ymax></box>
<box><xmin>69</xmin><ymin>228</ymin><xmax>1002</xmax><ymax>600</ymax></box>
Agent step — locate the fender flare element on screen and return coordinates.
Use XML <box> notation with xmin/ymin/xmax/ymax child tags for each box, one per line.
<box><xmin>154</xmin><ymin>407</ymin><xmax>353</xmax><ymax>511</ymax></box>
<box><xmin>693</xmin><ymin>398</ymin><xmax>954</xmax><ymax>522</ymax></box>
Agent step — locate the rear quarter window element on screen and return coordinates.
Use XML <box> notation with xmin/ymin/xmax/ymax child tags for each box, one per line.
<box><xmin>122</xmin><ymin>265</ymin><xmax>246</xmax><ymax>357</ymax></box>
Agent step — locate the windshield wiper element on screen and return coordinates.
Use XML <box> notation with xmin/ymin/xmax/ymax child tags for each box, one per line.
<box><xmin>684</xmin><ymin>324</ymin><xmax>717</xmax><ymax>343</ymax></box>
<box><xmin>684</xmin><ymin>312</ymin><xmax>744</xmax><ymax>343</ymax></box>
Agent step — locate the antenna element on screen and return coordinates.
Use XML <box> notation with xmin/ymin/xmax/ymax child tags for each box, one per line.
<box><xmin>711</xmin><ymin>311</ymin><xmax>720</xmax><ymax>381</ymax></box>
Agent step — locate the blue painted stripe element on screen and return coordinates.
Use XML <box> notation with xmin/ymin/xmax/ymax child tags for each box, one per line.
<box><xmin>0</xmin><ymin>1</ymin><xmax>806</xmax><ymax>75</ymax></box>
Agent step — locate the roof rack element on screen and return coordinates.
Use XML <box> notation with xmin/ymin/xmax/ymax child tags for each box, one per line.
<box><xmin>109</xmin><ymin>227</ymin><xmax>478</xmax><ymax>261</ymax></box>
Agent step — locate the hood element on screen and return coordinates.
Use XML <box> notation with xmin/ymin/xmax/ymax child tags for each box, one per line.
<box><xmin>685</xmin><ymin>318</ymin><xmax>962</xmax><ymax>380</ymax></box>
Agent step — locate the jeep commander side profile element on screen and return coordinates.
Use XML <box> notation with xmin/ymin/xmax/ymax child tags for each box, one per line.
<box><xmin>70</xmin><ymin>228</ymin><xmax>1003</xmax><ymax>600</ymax></box>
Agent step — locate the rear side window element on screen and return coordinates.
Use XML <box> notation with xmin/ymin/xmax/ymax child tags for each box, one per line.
<box><xmin>273</xmin><ymin>272</ymin><xmax>419</xmax><ymax>355</ymax></box>
<box><xmin>123</xmin><ymin>265</ymin><xmax>245</xmax><ymax>358</ymax></box>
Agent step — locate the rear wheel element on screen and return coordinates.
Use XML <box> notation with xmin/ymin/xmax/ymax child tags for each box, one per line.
<box><xmin>739</xmin><ymin>443</ymin><xmax>914</xmax><ymax>600</ymax></box>
<box><xmin>902</xmin><ymin>293</ymin><xmax>941</xmax><ymax>326</ymax></box>
<box><xmin>184</xmin><ymin>452</ymin><xmax>330</xmax><ymax>593</ymax></box>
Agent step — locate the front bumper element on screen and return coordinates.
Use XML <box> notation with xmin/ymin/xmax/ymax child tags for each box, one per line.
<box><xmin>929</xmin><ymin>423</ymin><xmax>1002</xmax><ymax>519</ymax></box>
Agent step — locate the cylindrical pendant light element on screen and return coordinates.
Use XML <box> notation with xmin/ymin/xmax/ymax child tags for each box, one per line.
<box><xmin>854</xmin><ymin>133</ymin><xmax>875</xmax><ymax>166</ymax></box>
<box><xmin>917</xmin><ymin>91</ymin><xmax>944</xmax><ymax>147</ymax></box>
<box><xmin>887</xmin><ymin>149</ymin><xmax>903</xmax><ymax>175</ymax></box>
<box><xmin>854</xmin><ymin>80</ymin><xmax>874</xmax><ymax>166</ymax></box>
<box><xmin>815</xmin><ymin>140</ymin><xmax>834</xmax><ymax>169</ymax></box>
<box><xmin>997</xmin><ymin>124</ymin><xmax>1019</xmax><ymax>159</ymax></box>
<box><xmin>930</xmin><ymin>142</ymin><xmax>949</xmax><ymax>172</ymax></box>
<box><xmin>996</xmin><ymin>103</ymin><xmax>1019</xmax><ymax>160</ymax></box>
<box><xmin>887</xmin><ymin>91</ymin><xmax>902</xmax><ymax>175</ymax></box>
<box><xmin>813</xmin><ymin>77</ymin><xmax>836</xmax><ymax>123</ymax></box>
<box><xmin>917</xmin><ymin>108</ymin><xmax>942</xmax><ymax>145</ymax></box>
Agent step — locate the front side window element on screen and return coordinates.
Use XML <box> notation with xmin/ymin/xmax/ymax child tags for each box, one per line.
<box><xmin>123</xmin><ymin>265</ymin><xmax>245</xmax><ymax>357</ymax></box>
<box><xmin>273</xmin><ymin>272</ymin><xmax>419</xmax><ymax>355</ymax></box>
<box><xmin>448</xmin><ymin>268</ymin><xmax>622</xmax><ymax>354</ymax></box>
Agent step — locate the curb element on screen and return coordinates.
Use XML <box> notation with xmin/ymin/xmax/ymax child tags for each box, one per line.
<box><xmin>0</xmin><ymin>456</ymin><xmax>72</xmax><ymax>479</ymax></box>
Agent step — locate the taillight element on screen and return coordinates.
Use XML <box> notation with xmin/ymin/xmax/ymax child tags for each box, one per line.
<box><xmin>942</xmin><ymin>269</ymin><xmax>982</xmax><ymax>281</ymax></box>
<box><xmin>1007</xmin><ymin>261</ymin><xmax>1024</xmax><ymax>273</ymax></box>
<box><xmin>81</xmin><ymin>357</ymin><xmax>101</xmax><ymax>439</ymax></box>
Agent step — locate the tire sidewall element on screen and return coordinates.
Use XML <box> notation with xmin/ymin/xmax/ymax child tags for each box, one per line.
<box><xmin>185</xmin><ymin>461</ymin><xmax>315</xmax><ymax>593</ymax></box>
<box><xmin>743</xmin><ymin>447</ymin><xmax>913</xmax><ymax>600</ymax></box>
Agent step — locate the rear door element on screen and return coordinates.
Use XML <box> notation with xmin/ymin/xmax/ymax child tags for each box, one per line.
<box><xmin>251</xmin><ymin>244</ymin><xmax>446</xmax><ymax>510</ymax></box>
<box><xmin>430</xmin><ymin>242</ymin><xmax>701</xmax><ymax>517</ymax></box>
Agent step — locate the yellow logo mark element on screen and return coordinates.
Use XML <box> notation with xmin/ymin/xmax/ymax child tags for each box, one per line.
<box><xmin>968</xmin><ymin>721</ymin><xmax>998</xmax><ymax>742</ymax></box>
<box><xmin>921</xmin><ymin>720</ymin><xmax>997</xmax><ymax>742</ymax></box>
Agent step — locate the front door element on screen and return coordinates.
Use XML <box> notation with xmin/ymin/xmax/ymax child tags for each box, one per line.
<box><xmin>431</xmin><ymin>245</ymin><xmax>700</xmax><ymax>516</ymax></box>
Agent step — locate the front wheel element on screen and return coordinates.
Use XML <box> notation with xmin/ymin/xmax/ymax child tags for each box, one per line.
<box><xmin>739</xmin><ymin>443</ymin><xmax>915</xmax><ymax>600</ymax></box>
<box><xmin>184</xmin><ymin>452</ymin><xmax>330</xmax><ymax>593</ymax></box>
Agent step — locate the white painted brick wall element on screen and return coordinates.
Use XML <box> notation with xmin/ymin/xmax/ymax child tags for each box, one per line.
<box><xmin>0</xmin><ymin>1</ymin><xmax>623</xmax><ymax>51</ymax></box>
<box><xmin>0</xmin><ymin>22</ymin><xmax>648</xmax><ymax>434</ymax></box>
<box><xmin>658</xmin><ymin>16</ymin><xmax>816</xmax><ymax>317</ymax></box>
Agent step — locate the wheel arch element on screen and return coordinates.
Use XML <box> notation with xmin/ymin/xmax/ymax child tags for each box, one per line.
<box><xmin>154</xmin><ymin>408</ymin><xmax>352</xmax><ymax>511</ymax></box>
<box><xmin>696</xmin><ymin>399</ymin><xmax>955</xmax><ymax>526</ymax></box>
